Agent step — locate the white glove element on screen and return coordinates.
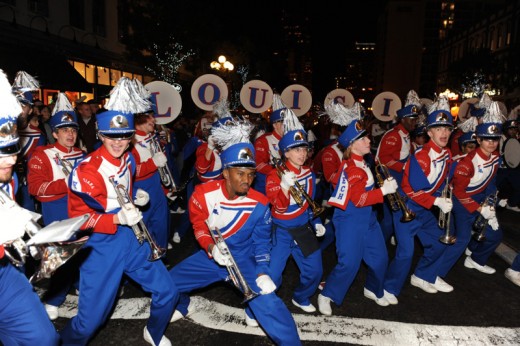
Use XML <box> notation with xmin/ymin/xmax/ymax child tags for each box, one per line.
<box><xmin>152</xmin><ymin>152</ymin><xmax>167</xmax><ymax>168</ymax></box>
<box><xmin>315</xmin><ymin>224</ymin><xmax>326</xmax><ymax>237</ymax></box>
<box><xmin>166</xmin><ymin>191</ymin><xmax>178</xmax><ymax>202</ymax></box>
<box><xmin>280</xmin><ymin>171</ymin><xmax>297</xmax><ymax>191</ymax></box>
<box><xmin>0</xmin><ymin>208</ymin><xmax>32</xmax><ymax>244</ymax></box>
<box><xmin>380</xmin><ymin>178</ymin><xmax>398</xmax><ymax>196</ymax></box>
<box><xmin>255</xmin><ymin>274</ymin><xmax>277</xmax><ymax>295</ymax></box>
<box><xmin>480</xmin><ymin>205</ymin><xmax>496</xmax><ymax>220</ymax></box>
<box><xmin>207</xmin><ymin>135</ymin><xmax>216</xmax><ymax>150</ymax></box>
<box><xmin>488</xmin><ymin>217</ymin><xmax>499</xmax><ymax>231</ymax></box>
<box><xmin>434</xmin><ymin>197</ymin><xmax>453</xmax><ymax>213</ymax></box>
<box><xmin>498</xmin><ymin>199</ymin><xmax>508</xmax><ymax>208</ymax></box>
<box><xmin>117</xmin><ymin>203</ymin><xmax>143</xmax><ymax>226</ymax></box>
<box><xmin>133</xmin><ymin>189</ymin><xmax>149</xmax><ymax>207</ymax></box>
<box><xmin>211</xmin><ymin>245</ymin><xmax>232</xmax><ymax>266</ymax></box>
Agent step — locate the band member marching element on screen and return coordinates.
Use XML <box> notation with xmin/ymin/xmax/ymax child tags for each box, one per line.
<box><xmin>168</xmin><ymin>118</ymin><xmax>301</xmax><ymax>346</ymax></box>
<box><xmin>60</xmin><ymin>78</ymin><xmax>178</xmax><ymax>346</ymax></box>
<box><xmin>318</xmin><ymin>103</ymin><xmax>398</xmax><ymax>316</ymax></box>
<box><xmin>265</xmin><ymin>106</ymin><xmax>325</xmax><ymax>314</ymax></box>
<box><xmin>0</xmin><ymin>68</ymin><xmax>60</xmax><ymax>346</ymax></box>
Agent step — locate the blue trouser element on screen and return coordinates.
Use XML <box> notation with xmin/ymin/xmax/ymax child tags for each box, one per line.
<box><xmin>269</xmin><ymin>225</ymin><xmax>322</xmax><ymax>306</ymax></box>
<box><xmin>18</xmin><ymin>182</ymin><xmax>36</xmax><ymax>212</ymax></box>
<box><xmin>41</xmin><ymin>196</ymin><xmax>68</xmax><ymax>226</ymax></box>
<box><xmin>60</xmin><ymin>227</ymin><xmax>178</xmax><ymax>346</ymax></box>
<box><xmin>174</xmin><ymin>210</ymin><xmax>191</xmax><ymax>238</ymax></box>
<box><xmin>512</xmin><ymin>253</ymin><xmax>520</xmax><ymax>271</ymax></box>
<box><xmin>319</xmin><ymin>221</ymin><xmax>335</xmax><ymax>251</ymax></box>
<box><xmin>135</xmin><ymin>175</ymin><xmax>170</xmax><ymax>249</ymax></box>
<box><xmin>0</xmin><ymin>262</ymin><xmax>59</xmax><ymax>346</ymax></box>
<box><xmin>322</xmin><ymin>209</ymin><xmax>388</xmax><ymax>304</ymax></box>
<box><xmin>169</xmin><ymin>250</ymin><xmax>301</xmax><ymax>346</ymax></box>
<box><xmin>380</xmin><ymin>201</ymin><xmax>395</xmax><ymax>242</ymax></box>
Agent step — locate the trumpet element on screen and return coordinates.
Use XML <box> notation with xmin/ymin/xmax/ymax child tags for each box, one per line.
<box><xmin>472</xmin><ymin>191</ymin><xmax>499</xmax><ymax>242</ymax></box>
<box><xmin>274</xmin><ymin>158</ymin><xmax>324</xmax><ymax>217</ymax></box>
<box><xmin>438</xmin><ymin>176</ymin><xmax>456</xmax><ymax>245</ymax></box>
<box><xmin>108</xmin><ymin>177</ymin><xmax>165</xmax><ymax>261</ymax></box>
<box><xmin>208</xmin><ymin>226</ymin><xmax>258</xmax><ymax>303</ymax></box>
<box><xmin>150</xmin><ymin>133</ymin><xmax>177</xmax><ymax>194</ymax></box>
<box><xmin>55</xmin><ymin>153</ymin><xmax>74</xmax><ymax>177</ymax></box>
<box><xmin>375</xmin><ymin>164</ymin><xmax>415</xmax><ymax>223</ymax></box>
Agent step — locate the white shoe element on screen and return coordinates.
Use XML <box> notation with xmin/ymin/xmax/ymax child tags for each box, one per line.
<box><xmin>292</xmin><ymin>299</ymin><xmax>316</xmax><ymax>313</ymax></box>
<box><xmin>173</xmin><ymin>232</ymin><xmax>181</xmax><ymax>243</ymax></box>
<box><xmin>143</xmin><ymin>326</ymin><xmax>171</xmax><ymax>346</ymax></box>
<box><xmin>317</xmin><ymin>294</ymin><xmax>332</xmax><ymax>316</ymax></box>
<box><xmin>383</xmin><ymin>290</ymin><xmax>398</xmax><ymax>305</ymax></box>
<box><xmin>170</xmin><ymin>301</ymin><xmax>195</xmax><ymax>322</ymax></box>
<box><xmin>465</xmin><ymin>248</ymin><xmax>472</xmax><ymax>256</ymax></box>
<box><xmin>170</xmin><ymin>207</ymin><xmax>185</xmax><ymax>214</ymax></box>
<box><xmin>363</xmin><ymin>288</ymin><xmax>389</xmax><ymax>306</ymax></box>
<box><xmin>464</xmin><ymin>256</ymin><xmax>496</xmax><ymax>274</ymax></box>
<box><xmin>390</xmin><ymin>236</ymin><xmax>396</xmax><ymax>246</ymax></box>
<box><xmin>245</xmin><ymin>311</ymin><xmax>259</xmax><ymax>327</ymax></box>
<box><xmin>410</xmin><ymin>274</ymin><xmax>438</xmax><ymax>294</ymax></box>
<box><xmin>505</xmin><ymin>268</ymin><xmax>520</xmax><ymax>287</ymax></box>
<box><xmin>44</xmin><ymin>304</ymin><xmax>59</xmax><ymax>321</ymax></box>
<box><xmin>433</xmin><ymin>277</ymin><xmax>453</xmax><ymax>293</ymax></box>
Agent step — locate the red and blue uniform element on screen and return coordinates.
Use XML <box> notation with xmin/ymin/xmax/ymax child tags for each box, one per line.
<box><xmin>253</xmin><ymin>131</ymin><xmax>281</xmax><ymax>194</ymax></box>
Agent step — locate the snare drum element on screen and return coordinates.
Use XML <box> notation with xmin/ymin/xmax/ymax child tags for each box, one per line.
<box><xmin>503</xmin><ymin>138</ymin><xmax>520</xmax><ymax>169</ymax></box>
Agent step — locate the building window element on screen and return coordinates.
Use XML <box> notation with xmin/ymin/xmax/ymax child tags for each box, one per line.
<box><xmin>28</xmin><ymin>0</ymin><xmax>49</xmax><ymax>16</ymax></box>
<box><xmin>92</xmin><ymin>0</ymin><xmax>106</xmax><ymax>36</ymax></box>
<box><xmin>97</xmin><ymin>66</ymin><xmax>110</xmax><ymax>86</ymax></box>
<box><xmin>69</xmin><ymin>0</ymin><xmax>85</xmax><ymax>30</ymax></box>
<box><xmin>110</xmin><ymin>70</ymin><xmax>121</xmax><ymax>86</ymax></box>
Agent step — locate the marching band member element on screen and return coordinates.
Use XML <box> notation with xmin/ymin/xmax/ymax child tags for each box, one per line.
<box><xmin>27</xmin><ymin>93</ymin><xmax>85</xmax><ymax>320</ymax></box>
<box><xmin>450</xmin><ymin>102</ymin><xmax>485</xmax><ymax>157</ymax></box>
<box><xmin>375</xmin><ymin>90</ymin><xmax>420</xmax><ymax>241</ymax></box>
<box><xmin>505</xmin><ymin>252</ymin><xmax>520</xmax><ymax>287</ymax></box>
<box><xmin>318</xmin><ymin>103</ymin><xmax>397</xmax><ymax>316</ymax></box>
<box><xmin>60</xmin><ymin>78</ymin><xmax>178</xmax><ymax>346</ymax></box>
<box><xmin>452</xmin><ymin>131</ymin><xmax>477</xmax><ymax>162</ymax></box>
<box><xmin>440</xmin><ymin>103</ymin><xmax>504</xmax><ymax>277</ymax></box>
<box><xmin>0</xmin><ymin>69</ymin><xmax>59</xmax><ymax>346</ymax></box>
<box><xmin>253</xmin><ymin>93</ymin><xmax>285</xmax><ymax>194</ymax></box>
<box><xmin>266</xmin><ymin>107</ymin><xmax>324</xmax><ymax>314</ymax></box>
<box><xmin>385</xmin><ymin>97</ymin><xmax>454</xmax><ymax>297</ymax></box>
<box><xmin>411</xmin><ymin>125</ymin><xmax>428</xmax><ymax>151</ymax></box>
<box><xmin>168</xmin><ymin>119</ymin><xmax>301</xmax><ymax>346</ymax></box>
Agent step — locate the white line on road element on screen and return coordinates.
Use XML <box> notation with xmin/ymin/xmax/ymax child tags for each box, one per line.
<box><xmin>56</xmin><ymin>295</ymin><xmax>520</xmax><ymax>345</ymax></box>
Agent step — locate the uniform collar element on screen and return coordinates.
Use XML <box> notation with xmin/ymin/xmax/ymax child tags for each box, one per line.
<box><xmin>99</xmin><ymin>145</ymin><xmax>126</xmax><ymax>166</ymax></box>
<box><xmin>54</xmin><ymin>142</ymin><xmax>73</xmax><ymax>153</ymax></box>
<box><xmin>396</xmin><ymin>123</ymin><xmax>409</xmax><ymax>135</ymax></box>
<box><xmin>426</xmin><ymin>140</ymin><xmax>443</xmax><ymax>153</ymax></box>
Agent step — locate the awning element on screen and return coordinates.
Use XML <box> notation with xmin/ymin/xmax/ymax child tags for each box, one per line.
<box><xmin>0</xmin><ymin>51</ymin><xmax>92</xmax><ymax>93</ymax></box>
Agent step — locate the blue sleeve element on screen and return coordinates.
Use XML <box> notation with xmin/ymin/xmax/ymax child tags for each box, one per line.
<box><xmin>252</xmin><ymin>203</ymin><xmax>272</xmax><ymax>276</ymax></box>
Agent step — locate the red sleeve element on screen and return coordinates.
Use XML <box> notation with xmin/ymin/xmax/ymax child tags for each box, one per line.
<box><xmin>378</xmin><ymin>132</ymin><xmax>404</xmax><ymax>172</ymax></box>
<box><xmin>452</xmin><ymin>158</ymin><xmax>479</xmax><ymax>212</ymax></box>
<box><xmin>266</xmin><ymin>169</ymin><xmax>290</xmax><ymax>213</ymax></box>
<box><xmin>27</xmin><ymin>149</ymin><xmax>67</xmax><ymax>199</ymax></box>
<box><xmin>132</xmin><ymin>147</ymin><xmax>158</xmax><ymax>179</ymax></box>
<box><xmin>322</xmin><ymin>148</ymin><xmax>340</xmax><ymax>183</ymax></box>
<box><xmin>0</xmin><ymin>245</ymin><xmax>4</xmax><ymax>259</ymax></box>
<box><xmin>195</xmin><ymin>143</ymin><xmax>214</xmax><ymax>174</ymax></box>
<box><xmin>450</xmin><ymin>131</ymin><xmax>462</xmax><ymax>157</ymax></box>
<box><xmin>347</xmin><ymin>166</ymin><xmax>384</xmax><ymax>207</ymax></box>
<box><xmin>254</xmin><ymin>136</ymin><xmax>274</xmax><ymax>175</ymax></box>
<box><xmin>189</xmin><ymin>185</ymin><xmax>212</xmax><ymax>252</ymax></box>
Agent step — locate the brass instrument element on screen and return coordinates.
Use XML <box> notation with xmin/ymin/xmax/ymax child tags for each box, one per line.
<box><xmin>109</xmin><ymin>177</ymin><xmax>165</xmax><ymax>261</ymax></box>
<box><xmin>472</xmin><ymin>191</ymin><xmax>499</xmax><ymax>242</ymax></box>
<box><xmin>208</xmin><ymin>226</ymin><xmax>258</xmax><ymax>303</ymax></box>
<box><xmin>375</xmin><ymin>163</ymin><xmax>415</xmax><ymax>223</ymax></box>
<box><xmin>150</xmin><ymin>133</ymin><xmax>177</xmax><ymax>194</ymax></box>
<box><xmin>55</xmin><ymin>153</ymin><xmax>74</xmax><ymax>177</ymax></box>
<box><xmin>0</xmin><ymin>188</ymin><xmax>87</xmax><ymax>283</ymax></box>
<box><xmin>274</xmin><ymin>158</ymin><xmax>324</xmax><ymax>217</ymax></box>
<box><xmin>438</xmin><ymin>176</ymin><xmax>456</xmax><ymax>245</ymax></box>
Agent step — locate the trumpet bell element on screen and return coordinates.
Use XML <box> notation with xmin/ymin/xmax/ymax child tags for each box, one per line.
<box><xmin>439</xmin><ymin>234</ymin><xmax>456</xmax><ymax>245</ymax></box>
<box><xmin>400</xmin><ymin>209</ymin><xmax>416</xmax><ymax>223</ymax></box>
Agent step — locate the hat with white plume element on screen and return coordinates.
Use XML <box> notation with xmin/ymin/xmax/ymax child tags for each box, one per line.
<box><xmin>212</xmin><ymin>118</ymin><xmax>255</xmax><ymax>168</ymax></box>
<box><xmin>476</xmin><ymin>101</ymin><xmax>505</xmax><ymax>138</ymax></box>
<box><xmin>11</xmin><ymin>71</ymin><xmax>39</xmax><ymax>106</ymax></box>
<box><xmin>49</xmin><ymin>93</ymin><xmax>78</xmax><ymax>130</ymax></box>
<box><xmin>270</xmin><ymin>93</ymin><xmax>286</xmax><ymax>124</ymax></box>
<box><xmin>97</xmin><ymin>77</ymin><xmax>152</xmax><ymax>138</ymax></box>
<box><xmin>212</xmin><ymin>98</ymin><xmax>233</xmax><ymax>127</ymax></box>
<box><xmin>397</xmin><ymin>90</ymin><xmax>421</xmax><ymax>119</ymax></box>
<box><xmin>426</xmin><ymin>95</ymin><xmax>453</xmax><ymax>128</ymax></box>
<box><xmin>278</xmin><ymin>107</ymin><xmax>307</xmax><ymax>153</ymax></box>
<box><xmin>0</xmin><ymin>69</ymin><xmax>21</xmax><ymax>156</ymax></box>
<box><xmin>325</xmin><ymin>102</ymin><xmax>365</xmax><ymax>147</ymax></box>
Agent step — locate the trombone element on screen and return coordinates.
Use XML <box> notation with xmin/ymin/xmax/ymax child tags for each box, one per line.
<box><xmin>274</xmin><ymin>158</ymin><xmax>324</xmax><ymax>217</ymax></box>
<box><xmin>375</xmin><ymin>163</ymin><xmax>415</xmax><ymax>222</ymax></box>
<box><xmin>109</xmin><ymin>177</ymin><xmax>165</xmax><ymax>261</ymax></box>
<box><xmin>438</xmin><ymin>176</ymin><xmax>456</xmax><ymax>245</ymax></box>
<box><xmin>208</xmin><ymin>226</ymin><xmax>258</xmax><ymax>303</ymax></box>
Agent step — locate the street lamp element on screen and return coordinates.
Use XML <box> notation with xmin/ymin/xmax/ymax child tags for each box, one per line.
<box><xmin>210</xmin><ymin>55</ymin><xmax>234</xmax><ymax>72</ymax></box>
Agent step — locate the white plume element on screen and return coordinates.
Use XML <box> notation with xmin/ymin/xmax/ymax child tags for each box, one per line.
<box><xmin>211</xmin><ymin>118</ymin><xmax>254</xmax><ymax>150</ymax></box>
<box><xmin>0</xmin><ymin>69</ymin><xmax>22</xmax><ymax>120</ymax></box>
<box><xmin>404</xmin><ymin>90</ymin><xmax>421</xmax><ymax>107</ymax></box>
<box><xmin>483</xmin><ymin>101</ymin><xmax>506</xmax><ymax>124</ymax></box>
<box><xmin>325</xmin><ymin>102</ymin><xmax>362</xmax><ymax>127</ymax></box>
<box><xmin>51</xmin><ymin>93</ymin><xmax>74</xmax><ymax>116</ymax></box>
<box><xmin>282</xmin><ymin>108</ymin><xmax>304</xmax><ymax>133</ymax></box>
<box><xmin>457</xmin><ymin>116</ymin><xmax>478</xmax><ymax>133</ymax></box>
<box><xmin>427</xmin><ymin>95</ymin><xmax>450</xmax><ymax>114</ymax></box>
<box><xmin>105</xmin><ymin>77</ymin><xmax>151</xmax><ymax>114</ymax></box>
<box><xmin>12</xmin><ymin>71</ymin><xmax>39</xmax><ymax>92</ymax></box>
<box><xmin>213</xmin><ymin>98</ymin><xmax>232</xmax><ymax>120</ymax></box>
<box><xmin>272</xmin><ymin>93</ymin><xmax>286</xmax><ymax>112</ymax></box>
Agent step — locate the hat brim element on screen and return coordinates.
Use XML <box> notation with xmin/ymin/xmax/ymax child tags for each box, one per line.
<box><xmin>99</xmin><ymin>131</ymin><xmax>134</xmax><ymax>140</ymax></box>
<box><xmin>0</xmin><ymin>142</ymin><xmax>21</xmax><ymax>156</ymax></box>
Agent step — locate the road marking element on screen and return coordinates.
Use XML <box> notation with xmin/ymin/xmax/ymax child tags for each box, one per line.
<box><xmin>56</xmin><ymin>295</ymin><xmax>520</xmax><ymax>345</ymax></box>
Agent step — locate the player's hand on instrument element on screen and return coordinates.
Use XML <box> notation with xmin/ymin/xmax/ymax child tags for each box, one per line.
<box><xmin>207</xmin><ymin>135</ymin><xmax>216</xmax><ymax>150</ymax></box>
<box><xmin>480</xmin><ymin>205</ymin><xmax>496</xmax><ymax>220</ymax></box>
<box><xmin>152</xmin><ymin>151</ymin><xmax>167</xmax><ymax>168</ymax></box>
<box><xmin>0</xmin><ymin>208</ymin><xmax>32</xmax><ymax>244</ymax></box>
<box><xmin>498</xmin><ymin>199</ymin><xmax>508</xmax><ymax>208</ymax></box>
<box><xmin>133</xmin><ymin>189</ymin><xmax>149</xmax><ymax>206</ymax></box>
<box><xmin>434</xmin><ymin>197</ymin><xmax>453</xmax><ymax>213</ymax></box>
<box><xmin>315</xmin><ymin>223</ymin><xmax>326</xmax><ymax>237</ymax></box>
<box><xmin>381</xmin><ymin>177</ymin><xmax>398</xmax><ymax>196</ymax></box>
<box><xmin>210</xmin><ymin>244</ymin><xmax>232</xmax><ymax>266</ymax></box>
<box><xmin>117</xmin><ymin>203</ymin><xmax>143</xmax><ymax>226</ymax></box>
<box><xmin>488</xmin><ymin>216</ymin><xmax>499</xmax><ymax>231</ymax></box>
<box><xmin>280</xmin><ymin>171</ymin><xmax>297</xmax><ymax>191</ymax></box>
<box><xmin>255</xmin><ymin>274</ymin><xmax>277</xmax><ymax>295</ymax></box>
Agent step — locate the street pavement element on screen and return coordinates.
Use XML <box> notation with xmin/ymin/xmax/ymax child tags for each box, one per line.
<box><xmin>43</xmin><ymin>206</ymin><xmax>520</xmax><ymax>345</ymax></box>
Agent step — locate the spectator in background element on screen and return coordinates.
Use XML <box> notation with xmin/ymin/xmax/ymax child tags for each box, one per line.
<box><xmin>76</xmin><ymin>101</ymin><xmax>99</xmax><ymax>153</ymax></box>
